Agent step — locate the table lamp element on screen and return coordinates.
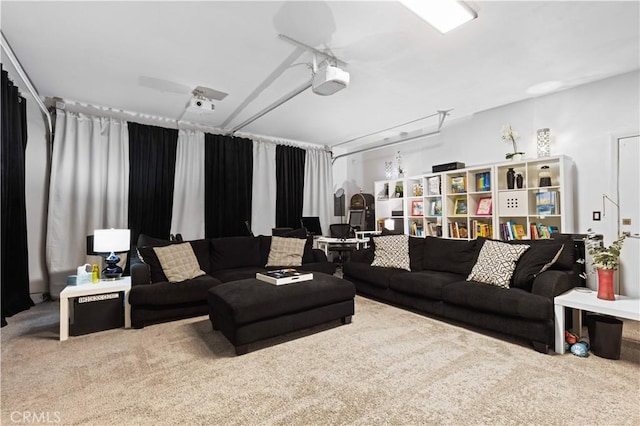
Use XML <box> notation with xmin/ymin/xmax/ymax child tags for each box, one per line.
<box><xmin>93</xmin><ymin>229</ymin><xmax>130</xmax><ymax>280</ymax></box>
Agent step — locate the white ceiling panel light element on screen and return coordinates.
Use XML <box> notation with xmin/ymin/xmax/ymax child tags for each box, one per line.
<box><xmin>400</xmin><ymin>0</ymin><xmax>477</xmax><ymax>34</ymax></box>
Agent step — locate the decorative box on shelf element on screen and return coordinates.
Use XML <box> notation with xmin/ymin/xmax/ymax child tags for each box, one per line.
<box><xmin>498</xmin><ymin>191</ymin><xmax>527</xmax><ymax>216</ymax></box>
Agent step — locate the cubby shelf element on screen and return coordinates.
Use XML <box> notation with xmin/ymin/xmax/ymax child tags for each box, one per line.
<box><xmin>374</xmin><ymin>155</ymin><xmax>574</xmax><ymax>240</ymax></box>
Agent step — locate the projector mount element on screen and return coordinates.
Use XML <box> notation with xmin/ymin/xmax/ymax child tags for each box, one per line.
<box><xmin>278</xmin><ymin>34</ymin><xmax>350</xmax><ymax>96</ymax></box>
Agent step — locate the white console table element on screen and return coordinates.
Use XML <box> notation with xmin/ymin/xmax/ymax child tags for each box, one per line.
<box><xmin>554</xmin><ymin>288</ymin><xmax>640</xmax><ymax>354</ymax></box>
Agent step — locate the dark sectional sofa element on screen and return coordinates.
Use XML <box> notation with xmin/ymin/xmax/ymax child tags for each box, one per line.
<box><xmin>343</xmin><ymin>235</ymin><xmax>579</xmax><ymax>353</ymax></box>
<box><xmin>129</xmin><ymin>233</ymin><xmax>336</xmax><ymax>328</ymax></box>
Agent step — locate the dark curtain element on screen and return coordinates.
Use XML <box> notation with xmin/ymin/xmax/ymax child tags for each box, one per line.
<box><xmin>276</xmin><ymin>145</ymin><xmax>306</xmax><ymax>229</ymax></box>
<box><xmin>1</xmin><ymin>67</ymin><xmax>34</xmax><ymax>326</ymax></box>
<box><xmin>127</xmin><ymin>122</ymin><xmax>178</xmax><ymax>246</ymax></box>
<box><xmin>204</xmin><ymin>134</ymin><xmax>253</xmax><ymax>238</ymax></box>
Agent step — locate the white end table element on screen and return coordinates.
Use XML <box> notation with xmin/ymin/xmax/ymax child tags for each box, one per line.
<box><xmin>59</xmin><ymin>276</ymin><xmax>131</xmax><ymax>341</ymax></box>
<box><xmin>554</xmin><ymin>288</ymin><xmax>640</xmax><ymax>354</ymax></box>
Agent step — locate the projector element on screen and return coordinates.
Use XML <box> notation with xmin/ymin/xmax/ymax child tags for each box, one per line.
<box><xmin>187</xmin><ymin>97</ymin><xmax>215</xmax><ymax>113</ymax></box>
<box><xmin>312</xmin><ymin>65</ymin><xmax>350</xmax><ymax>96</ymax></box>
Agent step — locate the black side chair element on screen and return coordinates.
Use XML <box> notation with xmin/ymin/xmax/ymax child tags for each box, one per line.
<box><xmin>328</xmin><ymin>224</ymin><xmax>355</xmax><ymax>266</ymax></box>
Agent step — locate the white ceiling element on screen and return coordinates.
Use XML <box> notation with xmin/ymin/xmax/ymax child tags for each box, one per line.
<box><xmin>2</xmin><ymin>1</ymin><xmax>639</xmax><ymax>149</ymax></box>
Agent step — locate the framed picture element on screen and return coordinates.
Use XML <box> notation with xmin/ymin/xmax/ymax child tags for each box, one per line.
<box><xmin>429</xmin><ymin>199</ymin><xmax>442</xmax><ymax>216</ymax></box>
<box><xmin>454</xmin><ymin>197</ymin><xmax>468</xmax><ymax>215</ymax></box>
<box><xmin>450</xmin><ymin>176</ymin><xmax>466</xmax><ymax>193</ymax></box>
<box><xmin>427</xmin><ymin>176</ymin><xmax>441</xmax><ymax>195</ymax></box>
<box><xmin>411</xmin><ymin>200</ymin><xmax>424</xmax><ymax>216</ymax></box>
<box><xmin>475</xmin><ymin>197</ymin><xmax>493</xmax><ymax>215</ymax></box>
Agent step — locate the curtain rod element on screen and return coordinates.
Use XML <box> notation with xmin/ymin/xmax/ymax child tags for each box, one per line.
<box><xmin>55</xmin><ymin>98</ymin><xmax>327</xmax><ymax>151</ymax></box>
<box><xmin>331</xmin><ymin>129</ymin><xmax>441</xmax><ymax>163</ymax></box>
<box><xmin>331</xmin><ymin>110</ymin><xmax>451</xmax><ymax>163</ymax></box>
<box><xmin>1</xmin><ymin>30</ymin><xmax>53</xmax><ymax>143</ymax></box>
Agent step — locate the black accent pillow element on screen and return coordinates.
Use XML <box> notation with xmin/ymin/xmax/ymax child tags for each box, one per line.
<box><xmin>210</xmin><ymin>236</ymin><xmax>262</xmax><ymax>271</ymax></box>
<box><xmin>408</xmin><ymin>236</ymin><xmax>425</xmax><ymax>271</ymax></box>
<box><xmin>136</xmin><ymin>234</ymin><xmax>172</xmax><ymax>283</ymax></box>
<box><xmin>547</xmin><ymin>234</ymin><xmax>575</xmax><ymax>270</ymax></box>
<box><xmin>423</xmin><ymin>237</ymin><xmax>482</xmax><ymax>275</ymax></box>
<box><xmin>508</xmin><ymin>239</ymin><xmax>565</xmax><ymax>291</ymax></box>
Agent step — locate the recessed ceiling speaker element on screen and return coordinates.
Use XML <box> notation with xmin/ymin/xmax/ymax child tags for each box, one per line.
<box><xmin>312</xmin><ymin>64</ymin><xmax>350</xmax><ymax>96</ymax></box>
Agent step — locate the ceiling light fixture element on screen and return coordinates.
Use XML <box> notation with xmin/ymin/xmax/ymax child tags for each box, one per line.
<box><xmin>400</xmin><ymin>0</ymin><xmax>477</xmax><ymax>34</ymax></box>
<box><xmin>526</xmin><ymin>80</ymin><xmax>565</xmax><ymax>95</ymax></box>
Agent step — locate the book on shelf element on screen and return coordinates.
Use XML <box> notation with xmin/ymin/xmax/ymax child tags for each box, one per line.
<box><xmin>471</xmin><ymin>220</ymin><xmax>492</xmax><ymax>239</ymax></box>
<box><xmin>536</xmin><ymin>191</ymin><xmax>558</xmax><ymax>215</ymax></box>
<box><xmin>475</xmin><ymin>197</ymin><xmax>492</xmax><ymax>215</ymax></box>
<box><xmin>427</xmin><ymin>176</ymin><xmax>441</xmax><ymax>195</ymax></box>
<box><xmin>429</xmin><ymin>199</ymin><xmax>442</xmax><ymax>216</ymax></box>
<box><xmin>475</xmin><ymin>171</ymin><xmax>491</xmax><ymax>192</ymax></box>
<box><xmin>450</xmin><ymin>176</ymin><xmax>466</xmax><ymax>193</ymax></box>
<box><xmin>410</xmin><ymin>221</ymin><xmax>424</xmax><ymax>237</ymax></box>
<box><xmin>449</xmin><ymin>221</ymin><xmax>467</xmax><ymax>239</ymax></box>
<box><xmin>513</xmin><ymin>224</ymin><xmax>526</xmax><ymax>240</ymax></box>
<box><xmin>500</xmin><ymin>221</ymin><xmax>527</xmax><ymax>241</ymax></box>
<box><xmin>530</xmin><ymin>223</ymin><xmax>560</xmax><ymax>239</ymax></box>
<box><xmin>256</xmin><ymin>269</ymin><xmax>313</xmax><ymax>285</ymax></box>
<box><xmin>454</xmin><ymin>197</ymin><xmax>468</xmax><ymax>215</ymax></box>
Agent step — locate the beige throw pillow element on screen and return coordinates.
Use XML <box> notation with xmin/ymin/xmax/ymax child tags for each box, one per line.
<box><xmin>266</xmin><ymin>236</ymin><xmax>306</xmax><ymax>267</ymax></box>
<box><xmin>153</xmin><ymin>243</ymin><xmax>205</xmax><ymax>283</ymax></box>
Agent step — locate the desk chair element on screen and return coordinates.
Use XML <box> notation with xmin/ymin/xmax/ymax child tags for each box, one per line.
<box><xmin>272</xmin><ymin>227</ymin><xmax>294</xmax><ymax>236</ymax></box>
<box><xmin>328</xmin><ymin>224</ymin><xmax>355</xmax><ymax>266</ymax></box>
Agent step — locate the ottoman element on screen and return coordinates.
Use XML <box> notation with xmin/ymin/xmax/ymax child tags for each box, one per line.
<box><xmin>208</xmin><ymin>273</ymin><xmax>355</xmax><ymax>355</ymax></box>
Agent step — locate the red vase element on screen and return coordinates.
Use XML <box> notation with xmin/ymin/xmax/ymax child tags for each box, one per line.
<box><xmin>596</xmin><ymin>268</ymin><xmax>616</xmax><ymax>300</ymax></box>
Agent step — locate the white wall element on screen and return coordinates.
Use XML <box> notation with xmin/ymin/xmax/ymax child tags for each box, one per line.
<box><xmin>335</xmin><ymin>70</ymin><xmax>639</xmax><ymax>288</ymax></box>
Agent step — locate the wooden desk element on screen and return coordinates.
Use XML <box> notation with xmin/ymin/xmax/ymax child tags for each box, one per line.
<box><xmin>316</xmin><ymin>237</ymin><xmax>369</xmax><ymax>256</ymax></box>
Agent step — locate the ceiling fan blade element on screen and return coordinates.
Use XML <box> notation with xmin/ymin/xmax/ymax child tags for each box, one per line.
<box><xmin>193</xmin><ymin>86</ymin><xmax>228</xmax><ymax>101</ymax></box>
<box><xmin>138</xmin><ymin>76</ymin><xmax>191</xmax><ymax>94</ymax></box>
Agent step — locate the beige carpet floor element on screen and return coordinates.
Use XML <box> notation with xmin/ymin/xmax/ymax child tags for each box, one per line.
<box><xmin>2</xmin><ymin>296</ymin><xmax>639</xmax><ymax>425</ymax></box>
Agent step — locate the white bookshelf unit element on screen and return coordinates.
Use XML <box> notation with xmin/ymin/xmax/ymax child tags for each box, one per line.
<box><xmin>374</xmin><ymin>155</ymin><xmax>574</xmax><ymax>240</ymax></box>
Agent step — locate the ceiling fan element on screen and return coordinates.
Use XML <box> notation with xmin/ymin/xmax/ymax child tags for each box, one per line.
<box><xmin>138</xmin><ymin>76</ymin><xmax>228</xmax><ymax>101</ymax></box>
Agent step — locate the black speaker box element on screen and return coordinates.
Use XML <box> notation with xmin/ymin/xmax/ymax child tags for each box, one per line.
<box><xmin>432</xmin><ymin>162</ymin><xmax>465</xmax><ymax>173</ymax></box>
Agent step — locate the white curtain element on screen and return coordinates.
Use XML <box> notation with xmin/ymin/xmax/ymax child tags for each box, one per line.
<box><xmin>251</xmin><ymin>141</ymin><xmax>277</xmax><ymax>236</ymax></box>
<box><xmin>170</xmin><ymin>130</ymin><xmax>205</xmax><ymax>240</ymax></box>
<box><xmin>46</xmin><ymin>110</ymin><xmax>129</xmax><ymax>294</ymax></box>
<box><xmin>303</xmin><ymin>149</ymin><xmax>333</xmax><ymax>236</ymax></box>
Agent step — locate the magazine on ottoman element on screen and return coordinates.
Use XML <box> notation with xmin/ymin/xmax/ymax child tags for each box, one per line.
<box><xmin>256</xmin><ymin>269</ymin><xmax>313</xmax><ymax>285</ymax></box>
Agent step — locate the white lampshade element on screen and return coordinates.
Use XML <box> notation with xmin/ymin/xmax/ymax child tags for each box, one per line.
<box><xmin>93</xmin><ymin>229</ymin><xmax>130</xmax><ymax>253</ymax></box>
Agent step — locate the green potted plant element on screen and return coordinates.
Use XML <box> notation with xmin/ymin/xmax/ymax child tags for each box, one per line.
<box><xmin>583</xmin><ymin>228</ymin><xmax>626</xmax><ymax>300</ymax></box>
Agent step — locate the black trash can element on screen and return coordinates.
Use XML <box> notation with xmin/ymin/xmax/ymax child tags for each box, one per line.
<box><xmin>587</xmin><ymin>314</ymin><xmax>623</xmax><ymax>360</ymax></box>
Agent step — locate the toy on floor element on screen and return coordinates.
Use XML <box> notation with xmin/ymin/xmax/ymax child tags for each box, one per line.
<box><xmin>565</xmin><ymin>330</ymin><xmax>589</xmax><ymax>357</ymax></box>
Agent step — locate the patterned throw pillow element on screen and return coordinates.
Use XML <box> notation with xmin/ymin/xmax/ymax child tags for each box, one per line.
<box><xmin>467</xmin><ymin>240</ymin><xmax>529</xmax><ymax>288</ymax></box>
<box><xmin>266</xmin><ymin>236</ymin><xmax>307</xmax><ymax>267</ymax></box>
<box><xmin>153</xmin><ymin>243</ymin><xmax>205</xmax><ymax>283</ymax></box>
<box><xmin>371</xmin><ymin>235</ymin><xmax>410</xmax><ymax>271</ymax></box>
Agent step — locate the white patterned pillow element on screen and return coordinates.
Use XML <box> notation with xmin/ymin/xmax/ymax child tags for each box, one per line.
<box><xmin>467</xmin><ymin>240</ymin><xmax>530</xmax><ymax>288</ymax></box>
<box><xmin>153</xmin><ymin>243</ymin><xmax>205</xmax><ymax>283</ymax></box>
<box><xmin>371</xmin><ymin>235</ymin><xmax>410</xmax><ymax>271</ymax></box>
<box><xmin>266</xmin><ymin>236</ymin><xmax>306</xmax><ymax>267</ymax></box>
